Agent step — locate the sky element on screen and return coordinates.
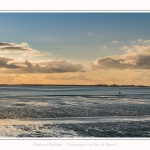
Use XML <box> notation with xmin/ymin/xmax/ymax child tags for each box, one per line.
<box><xmin>0</xmin><ymin>13</ymin><xmax>150</xmax><ymax>85</ymax></box>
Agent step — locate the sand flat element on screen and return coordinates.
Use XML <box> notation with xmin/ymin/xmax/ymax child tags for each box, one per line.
<box><xmin>1</xmin><ymin>116</ymin><xmax>150</xmax><ymax>126</ymax></box>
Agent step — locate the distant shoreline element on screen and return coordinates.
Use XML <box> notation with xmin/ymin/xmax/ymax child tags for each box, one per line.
<box><xmin>0</xmin><ymin>84</ymin><xmax>149</xmax><ymax>87</ymax></box>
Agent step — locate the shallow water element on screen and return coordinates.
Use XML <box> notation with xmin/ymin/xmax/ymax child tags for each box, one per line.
<box><xmin>0</xmin><ymin>86</ymin><xmax>150</xmax><ymax>137</ymax></box>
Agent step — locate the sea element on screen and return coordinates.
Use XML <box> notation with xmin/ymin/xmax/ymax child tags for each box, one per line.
<box><xmin>0</xmin><ymin>85</ymin><xmax>150</xmax><ymax>138</ymax></box>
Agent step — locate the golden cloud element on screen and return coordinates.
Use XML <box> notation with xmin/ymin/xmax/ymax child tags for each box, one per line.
<box><xmin>0</xmin><ymin>57</ymin><xmax>86</xmax><ymax>73</ymax></box>
<box><xmin>0</xmin><ymin>42</ymin><xmax>50</xmax><ymax>56</ymax></box>
<box><xmin>90</xmin><ymin>40</ymin><xmax>150</xmax><ymax>70</ymax></box>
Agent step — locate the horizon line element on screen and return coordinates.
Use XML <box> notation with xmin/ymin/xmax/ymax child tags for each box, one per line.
<box><xmin>0</xmin><ymin>84</ymin><xmax>149</xmax><ymax>87</ymax></box>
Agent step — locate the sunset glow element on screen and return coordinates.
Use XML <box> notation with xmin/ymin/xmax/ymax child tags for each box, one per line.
<box><xmin>1</xmin><ymin>13</ymin><xmax>150</xmax><ymax>85</ymax></box>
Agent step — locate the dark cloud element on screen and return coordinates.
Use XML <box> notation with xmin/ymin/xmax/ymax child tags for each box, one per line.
<box><xmin>0</xmin><ymin>42</ymin><xmax>85</xmax><ymax>73</ymax></box>
<box><xmin>0</xmin><ymin>57</ymin><xmax>21</xmax><ymax>69</ymax></box>
<box><xmin>135</xmin><ymin>55</ymin><xmax>150</xmax><ymax>69</ymax></box>
<box><xmin>0</xmin><ymin>42</ymin><xmax>11</xmax><ymax>46</ymax></box>
<box><xmin>0</xmin><ymin>42</ymin><xmax>28</xmax><ymax>52</ymax></box>
<box><xmin>41</xmin><ymin>60</ymin><xmax>86</xmax><ymax>73</ymax></box>
<box><xmin>0</xmin><ymin>57</ymin><xmax>86</xmax><ymax>73</ymax></box>
<box><xmin>25</xmin><ymin>60</ymin><xmax>32</xmax><ymax>67</ymax></box>
<box><xmin>90</xmin><ymin>55</ymin><xmax>150</xmax><ymax>70</ymax></box>
<box><xmin>0</xmin><ymin>42</ymin><xmax>49</xmax><ymax>56</ymax></box>
<box><xmin>1</xmin><ymin>46</ymin><xmax>29</xmax><ymax>51</ymax></box>
<box><xmin>90</xmin><ymin>45</ymin><xmax>150</xmax><ymax>70</ymax></box>
<box><xmin>21</xmin><ymin>60</ymin><xmax>86</xmax><ymax>73</ymax></box>
<box><xmin>90</xmin><ymin>56</ymin><xmax>132</xmax><ymax>70</ymax></box>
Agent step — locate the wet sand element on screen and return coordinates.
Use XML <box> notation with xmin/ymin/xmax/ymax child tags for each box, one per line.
<box><xmin>1</xmin><ymin>116</ymin><xmax>150</xmax><ymax>125</ymax></box>
<box><xmin>1</xmin><ymin>117</ymin><xmax>150</xmax><ymax>137</ymax></box>
<box><xmin>0</xmin><ymin>91</ymin><xmax>150</xmax><ymax>137</ymax></box>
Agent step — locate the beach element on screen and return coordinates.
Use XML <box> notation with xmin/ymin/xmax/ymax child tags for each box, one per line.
<box><xmin>0</xmin><ymin>86</ymin><xmax>150</xmax><ymax>137</ymax></box>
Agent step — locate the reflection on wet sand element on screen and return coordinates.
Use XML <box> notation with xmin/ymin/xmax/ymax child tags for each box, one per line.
<box><xmin>1</xmin><ymin>117</ymin><xmax>150</xmax><ymax>137</ymax></box>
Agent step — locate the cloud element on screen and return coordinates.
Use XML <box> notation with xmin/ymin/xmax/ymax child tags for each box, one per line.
<box><xmin>0</xmin><ymin>42</ymin><xmax>30</xmax><ymax>52</ymax></box>
<box><xmin>101</xmin><ymin>44</ymin><xmax>107</xmax><ymax>50</ymax></box>
<box><xmin>0</xmin><ymin>57</ymin><xmax>86</xmax><ymax>74</ymax></box>
<box><xmin>137</xmin><ymin>39</ymin><xmax>143</xmax><ymax>44</ymax></box>
<box><xmin>90</xmin><ymin>42</ymin><xmax>150</xmax><ymax>70</ymax></box>
<box><xmin>21</xmin><ymin>59</ymin><xmax>86</xmax><ymax>73</ymax></box>
<box><xmin>112</xmin><ymin>41</ymin><xmax>118</xmax><ymax>44</ymax></box>
<box><xmin>130</xmin><ymin>39</ymin><xmax>150</xmax><ymax>45</ymax></box>
<box><xmin>0</xmin><ymin>57</ymin><xmax>21</xmax><ymax>69</ymax></box>
<box><xmin>0</xmin><ymin>41</ymin><xmax>87</xmax><ymax>74</ymax></box>
<box><xmin>143</xmin><ymin>40</ymin><xmax>150</xmax><ymax>44</ymax></box>
<box><xmin>0</xmin><ymin>42</ymin><xmax>12</xmax><ymax>46</ymax></box>
<box><xmin>0</xmin><ymin>42</ymin><xmax>50</xmax><ymax>56</ymax></box>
